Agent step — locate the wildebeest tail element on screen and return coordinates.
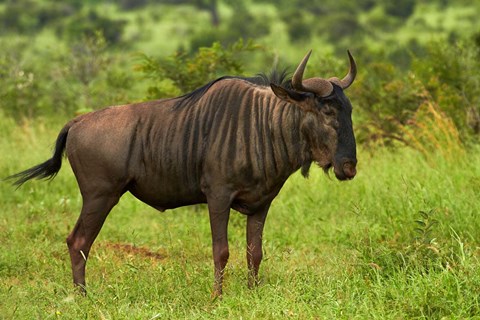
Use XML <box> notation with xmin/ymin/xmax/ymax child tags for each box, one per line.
<box><xmin>7</xmin><ymin>123</ymin><xmax>71</xmax><ymax>187</ymax></box>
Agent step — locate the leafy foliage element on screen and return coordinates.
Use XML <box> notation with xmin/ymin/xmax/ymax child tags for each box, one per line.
<box><xmin>351</xmin><ymin>38</ymin><xmax>480</xmax><ymax>147</ymax></box>
<box><xmin>411</xmin><ymin>39</ymin><xmax>480</xmax><ymax>136</ymax></box>
<box><xmin>56</xmin><ymin>9</ymin><xmax>127</xmax><ymax>44</ymax></box>
<box><xmin>0</xmin><ymin>0</ymin><xmax>79</xmax><ymax>34</ymax></box>
<box><xmin>384</xmin><ymin>0</ymin><xmax>416</xmax><ymax>18</ymax></box>
<box><xmin>0</xmin><ymin>42</ymin><xmax>43</xmax><ymax>118</ymax></box>
<box><xmin>0</xmin><ymin>33</ymin><xmax>136</xmax><ymax>120</ymax></box>
<box><xmin>351</xmin><ymin>62</ymin><xmax>425</xmax><ymax>146</ymax></box>
<box><xmin>189</xmin><ymin>1</ymin><xmax>270</xmax><ymax>51</ymax></box>
<box><xmin>135</xmin><ymin>39</ymin><xmax>263</xmax><ymax>99</ymax></box>
<box><xmin>398</xmin><ymin>98</ymin><xmax>465</xmax><ymax>162</ymax></box>
<box><xmin>414</xmin><ymin>210</ymin><xmax>438</xmax><ymax>246</ymax></box>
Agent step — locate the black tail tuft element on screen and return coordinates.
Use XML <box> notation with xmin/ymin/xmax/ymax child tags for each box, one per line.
<box><xmin>7</xmin><ymin>158</ymin><xmax>62</xmax><ymax>187</ymax></box>
<box><xmin>6</xmin><ymin>124</ymin><xmax>70</xmax><ymax>188</ymax></box>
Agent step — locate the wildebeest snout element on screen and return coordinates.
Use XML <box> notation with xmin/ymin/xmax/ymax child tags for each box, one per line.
<box><xmin>334</xmin><ymin>159</ymin><xmax>357</xmax><ymax>180</ymax></box>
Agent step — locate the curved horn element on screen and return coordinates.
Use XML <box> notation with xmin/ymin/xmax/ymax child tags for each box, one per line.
<box><xmin>302</xmin><ymin>78</ymin><xmax>333</xmax><ymax>97</ymax></box>
<box><xmin>339</xmin><ymin>50</ymin><xmax>357</xmax><ymax>89</ymax></box>
<box><xmin>292</xmin><ymin>50</ymin><xmax>333</xmax><ymax>97</ymax></box>
<box><xmin>291</xmin><ymin>50</ymin><xmax>312</xmax><ymax>91</ymax></box>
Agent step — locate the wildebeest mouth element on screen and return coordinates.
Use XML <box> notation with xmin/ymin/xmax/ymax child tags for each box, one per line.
<box><xmin>318</xmin><ymin>161</ymin><xmax>356</xmax><ymax>181</ymax></box>
<box><xmin>333</xmin><ymin>161</ymin><xmax>357</xmax><ymax>181</ymax></box>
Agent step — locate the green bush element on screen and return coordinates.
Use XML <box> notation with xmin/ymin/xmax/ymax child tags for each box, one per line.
<box><xmin>384</xmin><ymin>0</ymin><xmax>416</xmax><ymax>18</ymax></box>
<box><xmin>56</xmin><ymin>9</ymin><xmax>127</xmax><ymax>44</ymax></box>
<box><xmin>280</xmin><ymin>10</ymin><xmax>312</xmax><ymax>43</ymax></box>
<box><xmin>53</xmin><ymin>32</ymin><xmax>137</xmax><ymax>113</ymax></box>
<box><xmin>0</xmin><ymin>33</ymin><xmax>136</xmax><ymax>120</ymax></box>
<box><xmin>0</xmin><ymin>0</ymin><xmax>79</xmax><ymax>35</ymax></box>
<box><xmin>0</xmin><ymin>41</ymin><xmax>45</xmax><ymax>119</ymax></box>
<box><xmin>410</xmin><ymin>39</ymin><xmax>480</xmax><ymax>137</ymax></box>
<box><xmin>135</xmin><ymin>39</ymin><xmax>263</xmax><ymax>99</ymax></box>
<box><xmin>350</xmin><ymin>61</ymin><xmax>425</xmax><ymax>146</ymax></box>
<box><xmin>352</xmin><ymin>38</ymin><xmax>480</xmax><ymax>147</ymax></box>
<box><xmin>189</xmin><ymin>1</ymin><xmax>270</xmax><ymax>51</ymax></box>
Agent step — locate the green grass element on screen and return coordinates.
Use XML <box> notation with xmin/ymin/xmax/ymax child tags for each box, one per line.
<box><xmin>1</xmin><ymin>116</ymin><xmax>480</xmax><ymax>319</ymax></box>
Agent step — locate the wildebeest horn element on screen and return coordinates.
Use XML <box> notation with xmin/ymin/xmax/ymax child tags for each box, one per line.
<box><xmin>291</xmin><ymin>50</ymin><xmax>312</xmax><ymax>91</ymax></box>
<box><xmin>329</xmin><ymin>50</ymin><xmax>357</xmax><ymax>89</ymax></box>
<box><xmin>292</xmin><ymin>50</ymin><xmax>334</xmax><ymax>97</ymax></box>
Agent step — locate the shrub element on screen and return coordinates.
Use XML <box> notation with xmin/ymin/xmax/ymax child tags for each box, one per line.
<box><xmin>56</xmin><ymin>32</ymin><xmax>136</xmax><ymax>114</ymax></box>
<box><xmin>0</xmin><ymin>0</ymin><xmax>78</xmax><ymax>35</ymax></box>
<box><xmin>410</xmin><ymin>39</ymin><xmax>480</xmax><ymax>137</ymax></box>
<box><xmin>280</xmin><ymin>10</ymin><xmax>312</xmax><ymax>43</ymax></box>
<box><xmin>0</xmin><ymin>33</ymin><xmax>136</xmax><ymax>120</ymax></box>
<box><xmin>398</xmin><ymin>97</ymin><xmax>465</xmax><ymax>163</ymax></box>
<box><xmin>384</xmin><ymin>0</ymin><xmax>416</xmax><ymax>18</ymax></box>
<box><xmin>189</xmin><ymin>1</ymin><xmax>270</xmax><ymax>51</ymax></box>
<box><xmin>135</xmin><ymin>39</ymin><xmax>263</xmax><ymax>99</ymax></box>
<box><xmin>351</xmin><ymin>61</ymin><xmax>425</xmax><ymax>146</ymax></box>
<box><xmin>352</xmin><ymin>39</ymin><xmax>480</xmax><ymax>147</ymax></box>
<box><xmin>56</xmin><ymin>9</ymin><xmax>127</xmax><ymax>44</ymax></box>
<box><xmin>0</xmin><ymin>41</ymin><xmax>45</xmax><ymax>119</ymax></box>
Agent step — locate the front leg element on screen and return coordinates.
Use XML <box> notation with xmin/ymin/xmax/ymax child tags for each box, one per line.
<box><xmin>207</xmin><ymin>196</ymin><xmax>231</xmax><ymax>297</ymax></box>
<box><xmin>246</xmin><ymin>205</ymin><xmax>270</xmax><ymax>288</ymax></box>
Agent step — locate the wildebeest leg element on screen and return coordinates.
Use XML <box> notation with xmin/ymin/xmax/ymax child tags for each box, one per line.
<box><xmin>246</xmin><ymin>205</ymin><xmax>269</xmax><ymax>288</ymax></box>
<box><xmin>66</xmin><ymin>194</ymin><xmax>119</xmax><ymax>293</ymax></box>
<box><xmin>207</xmin><ymin>196</ymin><xmax>231</xmax><ymax>297</ymax></box>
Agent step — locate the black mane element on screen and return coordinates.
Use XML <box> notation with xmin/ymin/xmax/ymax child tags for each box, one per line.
<box><xmin>243</xmin><ymin>68</ymin><xmax>292</xmax><ymax>88</ymax></box>
<box><xmin>174</xmin><ymin>68</ymin><xmax>292</xmax><ymax>109</ymax></box>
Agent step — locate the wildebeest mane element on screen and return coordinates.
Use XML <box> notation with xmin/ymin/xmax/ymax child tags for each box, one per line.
<box><xmin>174</xmin><ymin>68</ymin><xmax>292</xmax><ymax>109</ymax></box>
<box><xmin>244</xmin><ymin>68</ymin><xmax>292</xmax><ymax>88</ymax></box>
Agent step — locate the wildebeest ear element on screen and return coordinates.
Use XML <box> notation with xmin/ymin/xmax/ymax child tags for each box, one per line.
<box><xmin>270</xmin><ymin>83</ymin><xmax>306</xmax><ymax>103</ymax></box>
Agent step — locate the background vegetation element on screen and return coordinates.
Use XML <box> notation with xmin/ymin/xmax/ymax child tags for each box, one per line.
<box><xmin>1</xmin><ymin>0</ymin><xmax>480</xmax><ymax>318</ymax></box>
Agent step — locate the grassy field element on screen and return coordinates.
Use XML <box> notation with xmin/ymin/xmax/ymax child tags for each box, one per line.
<box><xmin>1</xmin><ymin>115</ymin><xmax>480</xmax><ymax>319</ymax></box>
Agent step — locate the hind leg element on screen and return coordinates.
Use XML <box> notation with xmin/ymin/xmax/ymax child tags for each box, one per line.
<box><xmin>66</xmin><ymin>193</ymin><xmax>120</xmax><ymax>293</ymax></box>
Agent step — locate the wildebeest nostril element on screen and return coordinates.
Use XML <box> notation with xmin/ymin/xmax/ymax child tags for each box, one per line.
<box><xmin>342</xmin><ymin>161</ymin><xmax>357</xmax><ymax>179</ymax></box>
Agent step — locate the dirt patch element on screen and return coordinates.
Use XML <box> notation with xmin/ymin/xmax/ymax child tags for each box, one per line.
<box><xmin>99</xmin><ymin>241</ymin><xmax>165</xmax><ymax>260</ymax></box>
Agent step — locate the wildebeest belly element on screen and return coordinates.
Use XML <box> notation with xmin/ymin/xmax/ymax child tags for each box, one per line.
<box><xmin>128</xmin><ymin>171</ymin><xmax>284</xmax><ymax>214</ymax></box>
<box><xmin>127</xmin><ymin>174</ymin><xmax>207</xmax><ymax>211</ymax></box>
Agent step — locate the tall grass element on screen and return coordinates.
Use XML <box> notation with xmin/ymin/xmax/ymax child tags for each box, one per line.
<box><xmin>398</xmin><ymin>92</ymin><xmax>465</xmax><ymax>163</ymax></box>
<box><xmin>1</xmin><ymin>115</ymin><xmax>480</xmax><ymax>319</ymax></box>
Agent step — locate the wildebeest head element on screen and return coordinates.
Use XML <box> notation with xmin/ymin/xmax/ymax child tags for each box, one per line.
<box><xmin>270</xmin><ymin>50</ymin><xmax>357</xmax><ymax>180</ymax></box>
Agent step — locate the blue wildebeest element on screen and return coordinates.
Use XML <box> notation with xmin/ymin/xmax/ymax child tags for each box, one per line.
<box><xmin>9</xmin><ymin>50</ymin><xmax>357</xmax><ymax>296</ymax></box>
